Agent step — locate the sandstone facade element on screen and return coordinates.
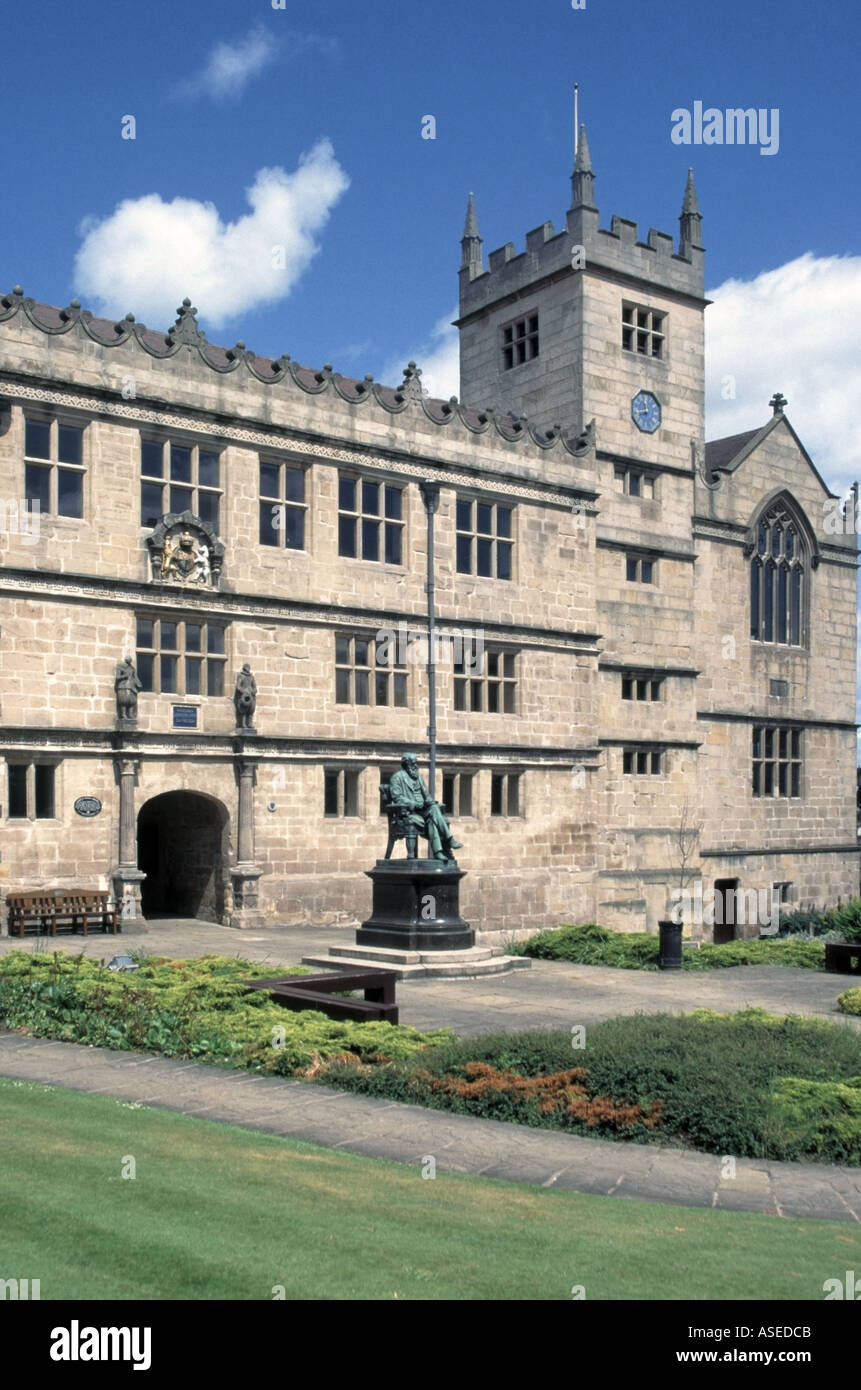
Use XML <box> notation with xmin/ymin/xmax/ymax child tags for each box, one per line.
<box><xmin>0</xmin><ymin>137</ymin><xmax>856</xmax><ymax>939</ymax></box>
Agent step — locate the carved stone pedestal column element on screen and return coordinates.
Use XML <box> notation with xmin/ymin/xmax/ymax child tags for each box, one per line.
<box><xmin>110</xmin><ymin>755</ymin><xmax>147</xmax><ymax>929</ymax></box>
<box><xmin>229</xmin><ymin>865</ymin><xmax>264</xmax><ymax>930</ymax></box>
<box><xmin>229</xmin><ymin>751</ymin><xmax>264</xmax><ymax>929</ymax></box>
<box><xmin>109</xmin><ymin>868</ymin><xmax>148</xmax><ymax>932</ymax></box>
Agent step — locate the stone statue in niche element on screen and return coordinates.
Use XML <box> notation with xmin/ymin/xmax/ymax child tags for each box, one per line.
<box><xmin>234</xmin><ymin>663</ymin><xmax>257</xmax><ymax>730</ymax></box>
<box><xmin>115</xmin><ymin>656</ymin><xmax>143</xmax><ymax>723</ymax></box>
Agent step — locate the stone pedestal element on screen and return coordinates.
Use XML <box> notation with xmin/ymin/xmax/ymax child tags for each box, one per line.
<box><xmin>357</xmin><ymin>859</ymin><xmax>474</xmax><ymax>951</ymax></box>
<box><xmin>109</xmin><ymin>867</ymin><xmax>148</xmax><ymax>931</ymax></box>
<box><xmin>229</xmin><ymin>865</ymin><xmax>264</xmax><ymax>930</ymax></box>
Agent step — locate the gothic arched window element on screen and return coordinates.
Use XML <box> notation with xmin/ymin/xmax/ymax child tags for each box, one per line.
<box><xmin>749</xmin><ymin>502</ymin><xmax>805</xmax><ymax>645</ymax></box>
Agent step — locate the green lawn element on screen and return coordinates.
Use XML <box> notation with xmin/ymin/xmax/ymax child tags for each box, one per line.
<box><xmin>0</xmin><ymin>1079</ymin><xmax>856</xmax><ymax>1301</ymax></box>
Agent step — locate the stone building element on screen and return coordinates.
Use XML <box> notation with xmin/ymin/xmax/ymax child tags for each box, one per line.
<box><xmin>0</xmin><ymin>128</ymin><xmax>856</xmax><ymax>938</ymax></box>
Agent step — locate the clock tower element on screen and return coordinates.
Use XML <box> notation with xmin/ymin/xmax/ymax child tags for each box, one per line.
<box><xmin>456</xmin><ymin>128</ymin><xmax>707</xmax><ymax>472</ymax></box>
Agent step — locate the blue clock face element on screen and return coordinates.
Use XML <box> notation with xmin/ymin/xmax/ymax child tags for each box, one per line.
<box><xmin>632</xmin><ymin>391</ymin><xmax>661</xmax><ymax>433</ymax></box>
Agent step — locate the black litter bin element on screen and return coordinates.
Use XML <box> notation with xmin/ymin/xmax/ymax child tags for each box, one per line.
<box><xmin>658</xmin><ymin>919</ymin><xmax>683</xmax><ymax>970</ymax></box>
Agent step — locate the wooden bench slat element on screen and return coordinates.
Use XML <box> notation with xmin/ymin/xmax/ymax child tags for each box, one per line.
<box><xmin>5</xmin><ymin>889</ymin><xmax>119</xmax><ymax>937</ymax></box>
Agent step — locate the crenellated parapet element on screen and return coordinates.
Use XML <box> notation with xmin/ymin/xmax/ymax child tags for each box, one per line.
<box><xmin>459</xmin><ymin>203</ymin><xmax>705</xmax><ymax>322</ymax></box>
<box><xmin>0</xmin><ymin>287</ymin><xmax>597</xmax><ymax>462</ymax></box>
<box><xmin>458</xmin><ymin>141</ymin><xmax>705</xmax><ymax>326</ymax></box>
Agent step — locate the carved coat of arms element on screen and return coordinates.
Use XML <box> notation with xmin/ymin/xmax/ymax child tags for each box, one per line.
<box><xmin>145</xmin><ymin>511</ymin><xmax>224</xmax><ymax>588</ymax></box>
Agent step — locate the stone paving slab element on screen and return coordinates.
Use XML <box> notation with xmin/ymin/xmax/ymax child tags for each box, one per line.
<box><xmin>0</xmin><ymin>1032</ymin><xmax>858</xmax><ymax>1221</ymax></box>
<box><xmin>2</xmin><ymin>918</ymin><xmax>857</xmax><ymax>1037</ymax></box>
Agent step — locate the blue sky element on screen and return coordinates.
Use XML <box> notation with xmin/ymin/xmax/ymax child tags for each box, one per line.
<box><xmin>1</xmin><ymin>0</ymin><xmax>859</xmax><ymax>493</ymax></box>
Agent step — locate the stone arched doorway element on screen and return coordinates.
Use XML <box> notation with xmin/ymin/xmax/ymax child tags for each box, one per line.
<box><xmin>138</xmin><ymin>792</ymin><xmax>229</xmax><ymax>922</ymax></box>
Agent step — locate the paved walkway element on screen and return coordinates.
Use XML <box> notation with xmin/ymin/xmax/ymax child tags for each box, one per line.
<box><xmin>0</xmin><ymin>1030</ymin><xmax>858</xmax><ymax>1221</ymax></box>
<box><xmin>1</xmin><ymin>918</ymin><xmax>859</xmax><ymax>1219</ymax></box>
<box><xmin>3</xmin><ymin>917</ymin><xmax>859</xmax><ymax>1037</ymax></box>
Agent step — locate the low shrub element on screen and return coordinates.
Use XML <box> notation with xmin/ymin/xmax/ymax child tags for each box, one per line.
<box><xmin>577</xmin><ymin>1009</ymin><xmax>861</xmax><ymax>1158</ymax></box>
<box><xmin>838</xmin><ymin>986</ymin><xmax>861</xmax><ymax>1016</ymax></box>
<box><xmin>687</xmin><ymin>938</ymin><xmax>824</xmax><ymax>970</ymax></box>
<box><xmin>321</xmin><ymin>1010</ymin><xmax>861</xmax><ymax>1160</ymax></box>
<box><xmin>775</xmin><ymin>899</ymin><xmax>861</xmax><ymax>942</ymax></box>
<box><xmin>508</xmin><ymin>923</ymin><xmax>824</xmax><ymax>970</ymax></box>
<box><xmin>775</xmin><ymin>907</ymin><xmax>833</xmax><ymax>937</ymax></box>
<box><xmin>764</xmin><ymin>1077</ymin><xmax>861</xmax><ymax>1163</ymax></box>
<box><xmin>829</xmin><ymin>900</ymin><xmax>861</xmax><ymax>944</ymax></box>
<box><xmin>412</xmin><ymin>1061</ymin><xmax>663</xmax><ymax>1132</ymax></box>
<box><xmin>0</xmin><ymin>951</ymin><xmax>451</xmax><ymax>1073</ymax></box>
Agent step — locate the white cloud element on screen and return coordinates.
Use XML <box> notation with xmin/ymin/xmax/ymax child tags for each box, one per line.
<box><xmin>184</xmin><ymin>26</ymin><xmax>277</xmax><ymax>101</ymax></box>
<box><xmin>175</xmin><ymin>27</ymin><xmax>337</xmax><ymax>102</ymax></box>
<box><xmin>73</xmin><ymin>140</ymin><xmax>349</xmax><ymax>329</ymax></box>
<box><xmin>379</xmin><ymin>308</ymin><xmax>459</xmax><ymax>398</ymax></box>
<box><xmin>706</xmin><ymin>253</ymin><xmax>861</xmax><ymax>497</ymax></box>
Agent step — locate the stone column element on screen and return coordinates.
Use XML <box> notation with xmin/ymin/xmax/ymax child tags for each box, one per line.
<box><xmin>237</xmin><ymin>758</ymin><xmax>256</xmax><ymax>864</ymax></box>
<box><xmin>230</xmin><ymin>751</ymin><xmax>264</xmax><ymax>929</ymax></box>
<box><xmin>109</xmin><ymin>757</ymin><xmax>147</xmax><ymax>929</ymax></box>
<box><xmin>118</xmin><ymin>759</ymin><xmax>138</xmax><ymax>866</ymax></box>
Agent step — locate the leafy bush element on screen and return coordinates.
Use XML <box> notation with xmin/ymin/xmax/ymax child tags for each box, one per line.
<box><xmin>577</xmin><ymin>1009</ymin><xmax>861</xmax><ymax>1159</ymax></box>
<box><xmin>828</xmin><ymin>900</ymin><xmax>861</xmax><ymax>944</ymax></box>
<box><xmin>775</xmin><ymin>899</ymin><xmax>861</xmax><ymax>943</ymax></box>
<box><xmin>688</xmin><ymin>938</ymin><xmax>824</xmax><ymax>970</ymax></box>
<box><xmin>321</xmin><ymin>1010</ymin><xmax>861</xmax><ymax>1160</ymax></box>
<box><xmin>0</xmin><ymin>951</ymin><xmax>450</xmax><ymax>1073</ymax></box>
<box><xmin>764</xmin><ymin>1077</ymin><xmax>861</xmax><ymax>1163</ymax></box>
<box><xmin>775</xmin><ymin>907</ymin><xmax>833</xmax><ymax>937</ymax></box>
<box><xmin>838</xmin><ymin>986</ymin><xmax>861</xmax><ymax>1016</ymax></box>
<box><xmin>411</xmin><ymin>1061</ymin><xmax>663</xmax><ymax>1133</ymax></box>
<box><xmin>508</xmin><ymin>923</ymin><xmax>824</xmax><ymax>970</ymax></box>
<box><xmin>508</xmin><ymin>923</ymin><xmax>660</xmax><ymax>968</ymax></box>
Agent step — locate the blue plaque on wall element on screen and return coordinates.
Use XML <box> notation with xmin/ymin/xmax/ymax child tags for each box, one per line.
<box><xmin>74</xmin><ymin>796</ymin><xmax>102</xmax><ymax>817</ymax></box>
<box><xmin>172</xmin><ymin>706</ymin><xmax>198</xmax><ymax>729</ymax></box>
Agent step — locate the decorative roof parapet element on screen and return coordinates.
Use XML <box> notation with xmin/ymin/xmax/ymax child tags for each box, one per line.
<box><xmin>0</xmin><ymin>287</ymin><xmax>597</xmax><ymax>460</ymax></box>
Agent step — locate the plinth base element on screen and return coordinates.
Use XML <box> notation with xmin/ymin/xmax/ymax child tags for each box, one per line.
<box><xmin>109</xmin><ymin>867</ymin><xmax>148</xmax><ymax>931</ymax></box>
<box><xmin>302</xmin><ymin>942</ymin><xmax>532</xmax><ymax>981</ymax></box>
<box><xmin>357</xmin><ymin>858</ymin><xmax>474</xmax><ymax>951</ymax></box>
<box><xmin>228</xmin><ymin>864</ymin><xmax>264</xmax><ymax>930</ymax></box>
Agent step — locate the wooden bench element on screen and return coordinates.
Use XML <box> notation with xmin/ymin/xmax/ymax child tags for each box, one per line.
<box><xmin>244</xmin><ymin>968</ymin><xmax>398</xmax><ymax>1024</ymax></box>
<box><xmin>6</xmin><ymin>890</ymin><xmax>119</xmax><ymax>938</ymax></box>
<box><xmin>824</xmin><ymin>941</ymin><xmax>861</xmax><ymax>975</ymax></box>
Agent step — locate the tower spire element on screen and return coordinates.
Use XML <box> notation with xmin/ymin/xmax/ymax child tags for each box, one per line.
<box><xmin>679</xmin><ymin>167</ymin><xmax>703</xmax><ymax>259</ymax></box>
<box><xmin>460</xmin><ymin>191</ymin><xmax>483</xmax><ymax>279</ymax></box>
<box><xmin>570</xmin><ymin>123</ymin><xmax>596</xmax><ymax>210</ymax></box>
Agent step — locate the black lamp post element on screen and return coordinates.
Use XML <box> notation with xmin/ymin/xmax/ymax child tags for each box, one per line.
<box><xmin>419</xmin><ymin>481</ymin><xmax>441</xmax><ymax>799</ymax></box>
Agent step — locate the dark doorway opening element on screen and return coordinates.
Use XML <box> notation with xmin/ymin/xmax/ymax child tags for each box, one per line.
<box><xmin>138</xmin><ymin>792</ymin><xmax>228</xmax><ymax>922</ymax></box>
<box><xmin>713</xmin><ymin>878</ymin><xmax>739</xmax><ymax>944</ymax></box>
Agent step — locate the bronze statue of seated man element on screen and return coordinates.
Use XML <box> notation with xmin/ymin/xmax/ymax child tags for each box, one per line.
<box><xmin>388</xmin><ymin>752</ymin><xmax>463</xmax><ymax>863</ymax></box>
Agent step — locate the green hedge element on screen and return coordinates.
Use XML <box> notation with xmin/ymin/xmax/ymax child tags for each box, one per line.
<box><xmin>507</xmin><ymin>922</ymin><xmax>825</xmax><ymax>970</ymax></box>
<box><xmin>321</xmin><ymin>1009</ymin><xmax>861</xmax><ymax>1161</ymax></box>
<box><xmin>0</xmin><ymin>951</ymin><xmax>451</xmax><ymax>1072</ymax></box>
